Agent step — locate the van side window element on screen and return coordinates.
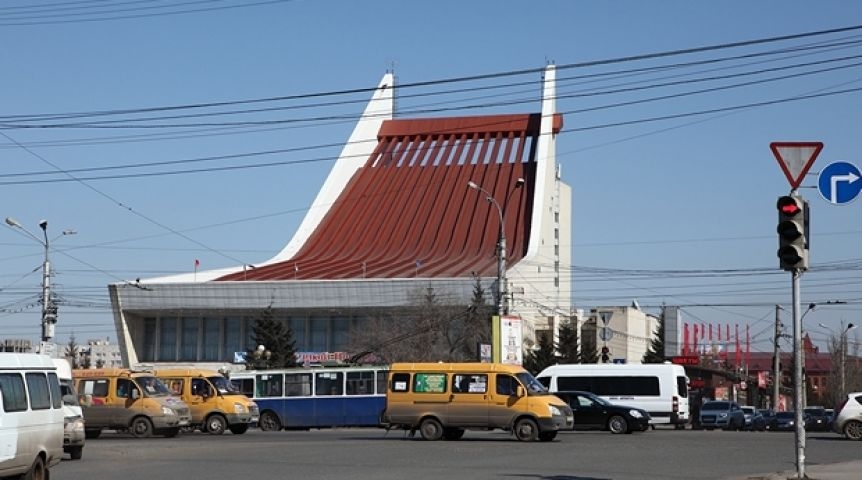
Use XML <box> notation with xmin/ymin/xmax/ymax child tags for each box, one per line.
<box><xmin>116</xmin><ymin>378</ymin><xmax>133</xmax><ymax>398</ymax></box>
<box><xmin>452</xmin><ymin>374</ymin><xmax>487</xmax><ymax>394</ymax></box>
<box><xmin>390</xmin><ymin>373</ymin><xmax>410</xmax><ymax>392</ymax></box>
<box><xmin>496</xmin><ymin>374</ymin><xmax>518</xmax><ymax>396</ymax></box>
<box><xmin>191</xmin><ymin>378</ymin><xmax>210</xmax><ymax>396</ymax></box>
<box><xmin>0</xmin><ymin>373</ymin><xmax>28</xmax><ymax>412</ymax></box>
<box><xmin>47</xmin><ymin>373</ymin><xmax>62</xmax><ymax>409</ymax></box>
<box><xmin>25</xmin><ymin>372</ymin><xmax>51</xmax><ymax>410</ymax></box>
<box><xmin>413</xmin><ymin>373</ymin><xmax>446</xmax><ymax>393</ymax></box>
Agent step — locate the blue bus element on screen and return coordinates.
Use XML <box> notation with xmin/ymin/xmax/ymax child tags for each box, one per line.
<box><xmin>229</xmin><ymin>366</ymin><xmax>388</xmax><ymax>430</ymax></box>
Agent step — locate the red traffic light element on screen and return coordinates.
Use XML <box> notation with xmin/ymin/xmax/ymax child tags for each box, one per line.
<box><xmin>777</xmin><ymin>196</ymin><xmax>802</xmax><ymax>216</ymax></box>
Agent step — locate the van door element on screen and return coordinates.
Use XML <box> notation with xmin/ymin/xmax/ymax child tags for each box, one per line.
<box><xmin>78</xmin><ymin>378</ymin><xmax>112</xmax><ymax>428</ymax></box>
<box><xmin>448</xmin><ymin>373</ymin><xmax>489</xmax><ymax>427</ymax></box>
<box><xmin>488</xmin><ymin>374</ymin><xmax>522</xmax><ymax>428</ymax></box>
<box><xmin>111</xmin><ymin>378</ymin><xmax>137</xmax><ymax>427</ymax></box>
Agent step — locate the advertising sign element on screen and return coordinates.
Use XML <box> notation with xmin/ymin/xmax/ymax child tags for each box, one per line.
<box><xmin>500</xmin><ymin>316</ymin><xmax>523</xmax><ymax>365</ymax></box>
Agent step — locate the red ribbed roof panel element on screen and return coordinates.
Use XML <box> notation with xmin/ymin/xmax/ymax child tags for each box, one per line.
<box><xmin>217</xmin><ymin>113</ymin><xmax>560</xmax><ymax>281</ymax></box>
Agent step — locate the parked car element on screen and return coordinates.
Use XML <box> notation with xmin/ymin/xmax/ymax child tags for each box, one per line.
<box><xmin>758</xmin><ymin>408</ymin><xmax>776</xmax><ymax>428</ymax></box>
<box><xmin>554</xmin><ymin>390</ymin><xmax>650</xmax><ymax>434</ymax></box>
<box><xmin>699</xmin><ymin>401</ymin><xmax>745</xmax><ymax>430</ymax></box>
<box><xmin>741</xmin><ymin>406</ymin><xmax>766</xmax><ymax>431</ymax></box>
<box><xmin>768</xmin><ymin>411</ymin><xmax>800</xmax><ymax>431</ymax></box>
<box><xmin>804</xmin><ymin>406</ymin><xmax>831</xmax><ymax>432</ymax></box>
<box><xmin>832</xmin><ymin>392</ymin><xmax>862</xmax><ymax>440</ymax></box>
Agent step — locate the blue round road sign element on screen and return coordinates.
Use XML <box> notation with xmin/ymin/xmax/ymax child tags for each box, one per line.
<box><xmin>817</xmin><ymin>161</ymin><xmax>862</xmax><ymax>205</ymax></box>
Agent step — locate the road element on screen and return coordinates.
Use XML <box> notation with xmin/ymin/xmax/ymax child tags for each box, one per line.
<box><xmin>54</xmin><ymin>427</ymin><xmax>859</xmax><ymax>480</ymax></box>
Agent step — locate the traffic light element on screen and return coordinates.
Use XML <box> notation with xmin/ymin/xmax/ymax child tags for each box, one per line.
<box><xmin>601</xmin><ymin>346</ymin><xmax>610</xmax><ymax>363</ymax></box>
<box><xmin>776</xmin><ymin>195</ymin><xmax>809</xmax><ymax>271</ymax></box>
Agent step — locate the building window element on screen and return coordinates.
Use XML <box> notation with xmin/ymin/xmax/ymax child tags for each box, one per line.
<box><xmin>202</xmin><ymin>317</ymin><xmax>220</xmax><ymax>361</ymax></box>
<box><xmin>310</xmin><ymin>317</ymin><xmax>327</xmax><ymax>352</ymax></box>
<box><xmin>290</xmin><ymin>317</ymin><xmax>307</xmax><ymax>351</ymax></box>
<box><xmin>332</xmin><ymin>316</ymin><xmax>350</xmax><ymax>351</ymax></box>
<box><xmin>158</xmin><ymin>317</ymin><xmax>178</xmax><ymax>361</ymax></box>
<box><xmin>141</xmin><ymin>318</ymin><xmax>156</xmax><ymax>362</ymax></box>
<box><xmin>180</xmin><ymin>317</ymin><xmax>199</xmax><ymax>361</ymax></box>
<box><xmin>224</xmin><ymin>317</ymin><xmax>241</xmax><ymax>362</ymax></box>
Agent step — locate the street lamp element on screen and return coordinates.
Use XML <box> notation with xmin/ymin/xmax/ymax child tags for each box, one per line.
<box><xmin>467</xmin><ymin>178</ymin><xmax>524</xmax><ymax>317</ymax></box>
<box><xmin>818</xmin><ymin>322</ymin><xmax>857</xmax><ymax>399</ymax></box>
<box><xmin>252</xmin><ymin>344</ymin><xmax>272</xmax><ymax>370</ymax></box>
<box><xmin>4</xmin><ymin>217</ymin><xmax>76</xmax><ymax>344</ymax></box>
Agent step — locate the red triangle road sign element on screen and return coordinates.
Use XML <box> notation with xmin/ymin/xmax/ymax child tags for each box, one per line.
<box><xmin>770</xmin><ymin>141</ymin><xmax>824</xmax><ymax>190</ymax></box>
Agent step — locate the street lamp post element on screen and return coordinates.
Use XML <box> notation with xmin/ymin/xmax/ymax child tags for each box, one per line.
<box><xmin>5</xmin><ymin>217</ymin><xmax>75</xmax><ymax>344</ymax></box>
<box><xmin>467</xmin><ymin>178</ymin><xmax>524</xmax><ymax>317</ymax></box>
<box><xmin>819</xmin><ymin>322</ymin><xmax>857</xmax><ymax>399</ymax></box>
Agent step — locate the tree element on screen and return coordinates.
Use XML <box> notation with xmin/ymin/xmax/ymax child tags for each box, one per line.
<box><xmin>642</xmin><ymin>307</ymin><xmax>666</xmax><ymax>363</ymax></box>
<box><xmin>347</xmin><ymin>286</ymin><xmax>475</xmax><ymax>363</ymax></box>
<box><xmin>557</xmin><ymin>319</ymin><xmax>579</xmax><ymax>364</ymax></box>
<box><xmin>245</xmin><ymin>305</ymin><xmax>300</xmax><ymax>369</ymax></box>
<box><xmin>458</xmin><ymin>277</ymin><xmax>493</xmax><ymax>360</ymax></box>
<box><xmin>64</xmin><ymin>334</ymin><xmax>81</xmax><ymax>369</ymax></box>
<box><xmin>523</xmin><ymin>332</ymin><xmax>556</xmax><ymax>375</ymax></box>
<box><xmin>579</xmin><ymin>321</ymin><xmax>599</xmax><ymax>363</ymax></box>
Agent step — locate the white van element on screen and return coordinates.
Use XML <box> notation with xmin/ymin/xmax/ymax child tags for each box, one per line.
<box><xmin>0</xmin><ymin>353</ymin><xmax>65</xmax><ymax>479</ymax></box>
<box><xmin>52</xmin><ymin>358</ymin><xmax>85</xmax><ymax>459</ymax></box>
<box><xmin>536</xmin><ymin>363</ymin><xmax>690</xmax><ymax>428</ymax></box>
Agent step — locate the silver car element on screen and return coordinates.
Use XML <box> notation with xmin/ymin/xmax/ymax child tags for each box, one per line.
<box><xmin>699</xmin><ymin>401</ymin><xmax>745</xmax><ymax>430</ymax></box>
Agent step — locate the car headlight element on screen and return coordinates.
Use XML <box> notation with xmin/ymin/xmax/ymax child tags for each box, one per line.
<box><xmin>718</xmin><ymin>412</ymin><xmax>728</xmax><ymax>418</ymax></box>
<box><xmin>233</xmin><ymin>402</ymin><xmax>247</xmax><ymax>414</ymax></box>
<box><xmin>162</xmin><ymin>406</ymin><xmax>177</xmax><ymax>416</ymax></box>
<box><xmin>72</xmin><ymin>417</ymin><xmax>85</xmax><ymax>430</ymax></box>
<box><xmin>629</xmin><ymin>409</ymin><xmax>643</xmax><ymax>419</ymax></box>
<box><xmin>549</xmin><ymin>405</ymin><xmax>562</xmax><ymax>416</ymax></box>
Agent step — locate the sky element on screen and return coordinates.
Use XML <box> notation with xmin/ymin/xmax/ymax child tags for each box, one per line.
<box><xmin>1</xmin><ymin>0</ymin><xmax>860</xmax><ymax>356</ymax></box>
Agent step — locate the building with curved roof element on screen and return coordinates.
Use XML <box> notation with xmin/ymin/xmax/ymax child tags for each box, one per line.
<box><xmin>108</xmin><ymin>65</ymin><xmax>571</xmax><ymax>369</ymax></box>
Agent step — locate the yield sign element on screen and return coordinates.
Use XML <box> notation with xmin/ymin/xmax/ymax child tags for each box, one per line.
<box><xmin>770</xmin><ymin>141</ymin><xmax>824</xmax><ymax>189</ymax></box>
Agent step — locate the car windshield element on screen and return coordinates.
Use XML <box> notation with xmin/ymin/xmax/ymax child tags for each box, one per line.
<box><xmin>208</xmin><ymin>376</ymin><xmax>240</xmax><ymax>394</ymax></box>
<box><xmin>804</xmin><ymin>407</ymin><xmax>825</xmax><ymax>416</ymax></box>
<box><xmin>580</xmin><ymin>392</ymin><xmax>612</xmax><ymax>406</ymax></box>
<box><xmin>516</xmin><ymin>372</ymin><xmax>549</xmax><ymax>395</ymax></box>
<box><xmin>702</xmin><ymin>401</ymin><xmax>730</xmax><ymax>410</ymax></box>
<box><xmin>136</xmin><ymin>376</ymin><xmax>172</xmax><ymax>397</ymax></box>
<box><xmin>741</xmin><ymin>407</ymin><xmax>755</xmax><ymax>415</ymax></box>
<box><xmin>776</xmin><ymin>412</ymin><xmax>795</xmax><ymax>419</ymax></box>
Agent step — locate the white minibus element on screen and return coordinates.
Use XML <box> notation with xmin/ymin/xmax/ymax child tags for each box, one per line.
<box><xmin>536</xmin><ymin>363</ymin><xmax>690</xmax><ymax>427</ymax></box>
<box><xmin>0</xmin><ymin>353</ymin><xmax>65</xmax><ymax>479</ymax></box>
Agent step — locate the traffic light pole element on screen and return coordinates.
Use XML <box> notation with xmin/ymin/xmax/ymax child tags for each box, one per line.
<box><xmin>792</xmin><ymin>268</ymin><xmax>805</xmax><ymax>480</ymax></box>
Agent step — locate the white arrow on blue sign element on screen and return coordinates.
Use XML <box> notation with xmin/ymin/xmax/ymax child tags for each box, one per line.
<box><xmin>817</xmin><ymin>161</ymin><xmax>862</xmax><ymax>205</ymax></box>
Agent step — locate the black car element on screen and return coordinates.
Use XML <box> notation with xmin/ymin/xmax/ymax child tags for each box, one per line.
<box><xmin>768</xmin><ymin>411</ymin><xmax>801</xmax><ymax>431</ymax></box>
<box><xmin>803</xmin><ymin>406</ymin><xmax>831</xmax><ymax>431</ymax></box>
<box><xmin>554</xmin><ymin>390</ymin><xmax>651</xmax><ymax>434</ymax></box>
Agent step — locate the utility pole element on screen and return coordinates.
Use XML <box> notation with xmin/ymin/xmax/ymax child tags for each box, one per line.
<box><xmin>773</xmin><ymin>305</ymin><xmax>781</xmax><ymax>411</ymax></box>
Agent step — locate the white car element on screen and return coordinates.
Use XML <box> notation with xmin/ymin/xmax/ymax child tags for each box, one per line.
<box><xmin>832</xmin><ymin>392</ymin><xmax>862</xmax><ymax>440</ymax></box>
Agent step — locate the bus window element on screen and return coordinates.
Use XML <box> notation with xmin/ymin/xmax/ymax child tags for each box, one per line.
<box><xmin>232</xmin><ymin>378</ymin><xmax>254</xmax><ymax>397</ymax></box>
<box><xmin>257</xmin><ymin>374</ymin><xmax>283</xmax><ymax>397</ymax></box>
<box><xmin>315</xmin><ymin>372</ymin><xmax>343</xmax><ymax>396</ymax></box>
<box><xmin>375</xmin><ymin>370</ymin><xmax>387</xmax><ymax>395</ymax></box>
<box><xmin>285</xmin><ymin>373</ymin><xmax>311</xmax><ymax>397</ymax></box>
<box><xmin>346</xmin><ymin>371</ymin><xmax>374</xmax><ymax>395</ymax></box>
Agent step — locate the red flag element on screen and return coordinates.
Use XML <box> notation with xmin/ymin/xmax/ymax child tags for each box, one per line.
<box><xmin>194</xmin><ymin>259</ymin><xmax>200</xmax><ymax>268</ymax></box>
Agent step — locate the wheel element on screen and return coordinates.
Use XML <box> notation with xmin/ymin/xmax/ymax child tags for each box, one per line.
<box><xmin>843</xmin><ymin>420</ymin><xmax>862</xmax><ymax>440</ymax></box>
<box><xmin>84</xmin><ymin>429</ymin><xmax>102</xmax><ymax>439</ymax></box>
<box><xmin>130</xmin><ymin>416</ymin><xmax>154</xmax><ymax>438</ymax></box>
<box><xmin>513</xmin><ymin>418</ymin><xmax>539</xmax><ymax>442</ymax></box>
<box><xmin>442</xmin><ymin>427</ymin><xmax>464</xmax><ymax>440</ymax></box>
<box><xmin>258</xmin><ymin>411</ymin><xmax>282</xmax><ymax>431</ymax></box>
<box><xmin>229</xmin><ymin>424</ymin><xmax>249</xmax><ymax>435</ymax></box>
<box><xmin>608</xmin><ymin>415</ymin><xmax>628</xmax><ymax>434</ymax></box>
<box><xmin>69</xmin><ymin>446</ymin><xmax>84</xmax><ymax>460</ymax></box>
<box><xmin>22</xmin><ymin>455</ymin><xmax>46</xmax><ymax>480</ymax></box>
<box><xmin>538</xmin><ymin>431</ymin><xmax>557</xmax><ymax>442</ymax></box>
<box><xmin>419</xmin><ymin>418</ymin><xmax>443</xmax><ymax>441</ymax></box>
<box><xmin>205</xmin><ymin>414</ymin><xmax>227</xmax><ymax>435</ymax></box>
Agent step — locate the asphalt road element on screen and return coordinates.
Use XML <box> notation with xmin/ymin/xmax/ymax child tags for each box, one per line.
<box><xmin>53</xmin><ymin>427</ymin><xmax>860</xmax><ymax>480</ymax></box>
